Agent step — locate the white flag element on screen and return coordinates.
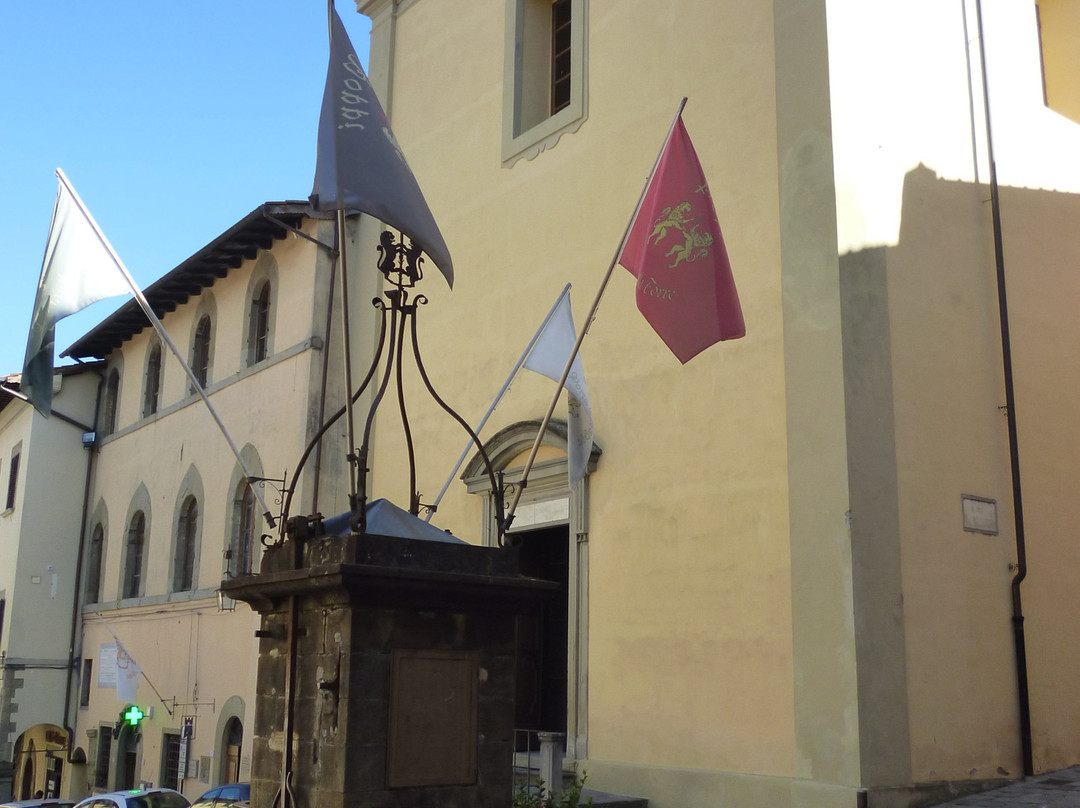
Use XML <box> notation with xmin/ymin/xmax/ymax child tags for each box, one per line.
<box><xmin>115</xmin><ymin>641</ymin><xmax>142</xmax><ymax>704</ymax></box>
<box><xmin>524</xmin><ymin>292</ymin><xmax>594</xmax><ymax>488</ymax></box>
<box><xmin>22</xmin><ymin>169</ymin><xmax>132</xmax><ymax>415</ymax></box>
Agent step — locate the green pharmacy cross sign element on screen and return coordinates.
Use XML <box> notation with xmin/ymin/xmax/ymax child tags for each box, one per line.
<box><xmin>123</xmin><ymin>706</ymin><xmax>144</xmax><ymax>727</ymax></box>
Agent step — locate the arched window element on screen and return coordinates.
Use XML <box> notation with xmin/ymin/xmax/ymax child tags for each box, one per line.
<box><xmin>123</xmin><ymin>512</ymin><xmax>146</xmax><ymax>599</ymax></box>
<box><xmin>191</xmin><ymin>316</ymin><xmax>212</xmax><ymax>390</ymax></box>
<box><xmin>248</xmin><ymin>281</ymin><xmax>271</xmax><ymax>366</ymax></box>
<box><xmin>85</xmin><ymin>523</ymin><xmax>105</xmax><ymax>603</ymax></box>
<box><xmin>233</xmin><ymin>482</ymin><xmax>257</xmax><ymax>576</ymax></box>
<box><xmin>143</xmin><ymin>344</ymin><xmax>162</xmax><ymax>417</ymax></box>
<box><xmin>102</xmin><ymin>368</ymin><xmax>120</xmax><ymax>436</ymax></box>
<box><xmin>174</xmin><ymin>496</ymin><xmax>198</xmax><ymax>591</ymax></box>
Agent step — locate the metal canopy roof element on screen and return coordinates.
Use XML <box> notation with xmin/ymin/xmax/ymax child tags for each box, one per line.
<box><xmin>63</xmin><ymin>201</ymin><xmax>329</xmax><ymax>360</ymax></box>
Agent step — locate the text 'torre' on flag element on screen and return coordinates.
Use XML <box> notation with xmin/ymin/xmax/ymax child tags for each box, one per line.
<box><xmin>523</xmin><ymin>291</ymin><xmax>594</xmax><ymax>488</ymax></box>
<box><xmin>618</xmin><ymin>115</ymin><xmax>745</xmax><ymax>363</ymax></box>
<box><xmin>22</xmin><ymin>171</ymin><xmax>133</xmax><ymax>416</ymax></box>
<box><xmin>310</xmin><ymin>6</ymin><xmax>454</xmax><ymax>289</ymax></box>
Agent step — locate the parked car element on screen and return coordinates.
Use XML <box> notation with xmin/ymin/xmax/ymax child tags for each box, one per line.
<box><xmin>189</xmin><ymin>784</ymin><xmax>248</xmax><ymax>808</ymax></box>
<box><xmin>0</xmin><ymin>800</ymin><xmax>76</xmax><ymax>808</ymax></box>
<box><xmin>72</xmin><ymin>789</ymin><xmax>189</xmax><ymax>808</ymax></box>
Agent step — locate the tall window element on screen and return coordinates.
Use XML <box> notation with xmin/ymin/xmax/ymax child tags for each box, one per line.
<box><xmin>234</xmin><ymin>482</ymin><xmax>257</xmax><ymax>576</ymax></box>
<box><xmin>85</xmin><ymin>524</ymin><xmax>105</xmax><ymax>603</ymax></box>
<box><xmin>102</xmin><ymin>369</ymin><xmax>120</xmax><ymax>437</ymax></box>
<box><xmin>123</xmin><ymin>513</ymin><xmax>146</xmax><ymax>599</ymax></box>
<box><xmin>143</xmin><ymin>344</ymin><xmax>162</xmax><ymax>417</ymax></box>
<box><xmin>192</xmin><ymin>316</ymin><xmax>212</xmax><ymax>390</ymax></box>
<box><xmin>5</xmin><ymin>448</ymin><xmax>19</xmax><ymax>510</ymax></box>
<box><xmin>249</xmin><ymin>281</ymin><xmax>271</xmax><ymax>365</ymax></box>
<box><xmin>502</xmin><ymin>0</ymin><xmax>588</xmax><ymax>165</ymax></box>
<box><xmin>79</xmin><ymin>659</ymin><xmax>93</xmax><ymax>708</ymax></box>
<box><xmin>175</xmin><ymin>496</ymin><xmax>198</xmax><ymax>591</ymax></box>
<box><xmin>550</xmin><ymin>0</ymin><xmax>572</xmax><ymax>114</ymax></box>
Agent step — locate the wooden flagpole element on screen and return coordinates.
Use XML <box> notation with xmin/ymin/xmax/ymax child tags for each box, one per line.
<box><xmin>503</xmin><ymin>98</ymin><xmax>687</xmax><ymax>529</ymax></box>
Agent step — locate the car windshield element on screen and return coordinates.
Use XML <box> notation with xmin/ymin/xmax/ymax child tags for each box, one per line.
<box><xmin>128</xmin><ymin>795</ymin><xmax>189</xmax><ymax>808</ymax></box>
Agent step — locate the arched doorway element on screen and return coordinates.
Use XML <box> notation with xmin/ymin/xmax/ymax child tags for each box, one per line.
<box><xmin>463</xmin><ymin>419</ymin><xmax>599</xmax><ymax>763</ymax></box>
<box><xmin>116</xmin><ymin>725</ymin><xmax>139</xmax><ymax>790</ymax></box>
<box><xmin>222</xmin><ymin>717</ymin><xmax>242</xmax><ymax>783</ymax></box>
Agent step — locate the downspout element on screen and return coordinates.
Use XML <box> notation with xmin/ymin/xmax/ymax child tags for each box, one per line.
<box><xmin>974</xmin><ymin>0</ymin><xmax>1034</xmax><ymax>777</ymax></box>
<box><xmin>62</xmin><ymin>367</ymin><xmax>105</xmax><ymax>764</ymax></box>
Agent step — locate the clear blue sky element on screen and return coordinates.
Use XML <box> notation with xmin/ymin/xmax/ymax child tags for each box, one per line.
<box><xmin>0</xmin><ymin>2</ymin><xmax>371</xmax><ymax>376</ymax></box>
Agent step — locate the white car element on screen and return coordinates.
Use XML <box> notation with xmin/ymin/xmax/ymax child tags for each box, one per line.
<box><xmin>72</xmin><ymin>790</ymin><xmax>189</xmax><ymax>808</ymax></box>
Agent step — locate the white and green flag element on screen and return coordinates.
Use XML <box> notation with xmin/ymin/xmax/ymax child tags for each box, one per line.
<box><xmin>22</xmin><ymin>170</ymin><xmax>131</xmax><ymax>415</ymax></box>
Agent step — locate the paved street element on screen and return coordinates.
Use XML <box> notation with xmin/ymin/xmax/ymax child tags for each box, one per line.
<box><xmin>934</xmin><ymin>767</ymin><xmax>1080</xmax><ymax>807</ymax></box>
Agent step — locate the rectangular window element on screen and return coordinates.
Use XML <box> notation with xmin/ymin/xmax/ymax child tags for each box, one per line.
<box><xmin>5</xmin><ymin>449</ymin><xmax>19</xmax><ymax>510</ymax></box>
<box><xmin>502</xmin><ymin>0</ymin><xmax>588</xmax><ymax>166</ymax></box>
<box><xmin>550</xmin><ymin>0</ymin><xmax>572</xmax><ymax>114</ymax></box>
<box><xmin>80</xmin><ymin>659</ymin><xmax>94</xmax><ymax>707</ymax></box>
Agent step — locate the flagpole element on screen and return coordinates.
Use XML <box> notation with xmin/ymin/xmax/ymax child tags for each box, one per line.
<box><xmin>54</xmin><ymin>169</ymin><xmax>278</xmax><ymax>530</ymax></box>
<box><xmin>424</xmin><ymin>283</ymin><xmax>572</xmax><ymax>522</ymax></box>
<box><xmin>504</xmin><ymin>98</ymin><xmax>688</xmax><ymax>529</ymax></box>
<box><xmin>336</xmin><ymin>209</ymin><xmax>360</xmax><ymax>508</ymax></box>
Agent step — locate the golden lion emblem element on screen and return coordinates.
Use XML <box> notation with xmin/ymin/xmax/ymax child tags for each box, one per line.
<box><xmin>646</xmin><ymin>201</ymin><xmax>713</xmax><ymax>268</ymax></box>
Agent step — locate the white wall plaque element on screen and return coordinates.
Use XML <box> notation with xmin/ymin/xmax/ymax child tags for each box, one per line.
<box><xmin>962</xmin><ymin>495</ymin><xmax>999</xmax><ymax>535</ymax></box>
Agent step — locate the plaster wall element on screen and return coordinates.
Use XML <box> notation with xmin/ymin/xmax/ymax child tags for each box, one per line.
<box><xmin>362</xmin><ymin>0</ymin><xmax>797</xmax><ymax>789</ymax></box>
<box><xmin>824</xmin><ymin>0</ymin><xmax>1080</xmax><ymax>784</ymax></box>
<box><xmin>0</xmin><ymin>370</ymin><xmax>99</xmax><ymax>750</ymax></box>
<box><xmin>76</xmin><ymin>607</ymin><xmax>258</xmax><ymax>801</ymax></box>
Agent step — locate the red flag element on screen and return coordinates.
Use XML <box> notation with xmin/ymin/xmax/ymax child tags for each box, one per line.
<box><xmin>618</xmin><ymin>116</ymin><xmax>745</xmax><ymax>363</ymax></box>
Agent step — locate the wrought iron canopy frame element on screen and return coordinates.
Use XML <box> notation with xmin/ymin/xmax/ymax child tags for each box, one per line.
<box><xmin>278</xmin><ymin>231</ymin><xmax>508</xmax><ymax>545</ymax></box>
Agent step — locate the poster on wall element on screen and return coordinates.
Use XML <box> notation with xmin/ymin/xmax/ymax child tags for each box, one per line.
<box><xmin>97</xmin><ymin>643</ymin><xmax>117</xmax><ymax>688</ymax></box>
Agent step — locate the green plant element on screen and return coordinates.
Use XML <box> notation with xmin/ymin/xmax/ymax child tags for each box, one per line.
<box><xmin>512</xmin><ymin>772</ymin><xmax>593</xmax><ymax>808</ymax></box>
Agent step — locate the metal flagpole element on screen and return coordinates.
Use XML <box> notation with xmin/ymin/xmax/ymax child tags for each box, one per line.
<box><xmin>504</xmin><ymin>98</ymin><xmax>688</xmax><ymax>529</ymax></box>
<box><xmin>424</xmin><ymin>282</ymin><xmax>572</xmax><ymax>522</ymax></box>
<box><xmin>54</xmin><ymin>168</ymin><xmax>278</xmax><ymax>530</ymax></box>
<box><xmin>336</xmin><ymin>208</ymin><xmax>360</xmax><ymax>508</ymax></box>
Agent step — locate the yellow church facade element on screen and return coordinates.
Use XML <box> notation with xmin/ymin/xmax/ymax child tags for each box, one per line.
<box><xmin>352</xmin><ymin>1</ymin><xmax>1080</xmax><ymax>806</ymax></box>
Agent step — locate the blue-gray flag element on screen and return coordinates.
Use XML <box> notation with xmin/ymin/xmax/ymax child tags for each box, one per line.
<box><xmin>310</xmin><ymin>6</ymin><xmax>454</xmax><ymax>289</ymax></box>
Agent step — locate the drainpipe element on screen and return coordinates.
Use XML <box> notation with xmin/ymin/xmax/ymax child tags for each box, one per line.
<box><xmin>62</xmin><ymin>367</ymin><xmax>105</xmax><ymax>765</ymax></box>
<box><xmin>974</xmin><ymin>0</ymin><xmax>1033</xmax><ymax>777</ymax></box>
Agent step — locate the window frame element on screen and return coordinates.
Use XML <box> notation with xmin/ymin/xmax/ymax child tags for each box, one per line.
<box><xmin>502</xmin><ymin>0</ymin><xmax>589</xmax><ymax>166</ymax></box>
<box><xmin>85</xmin><ymin>522</ymin><xmax>105</xmax><ymax>603</ymax></box>
<box><xmin>102</xmin><ymin>368</ymin><xmax>120</xmax><ymax>437</ymax></box>
<box><xmin>122</xmin><ymin>512</ymin><xmax>147</xmax><ymax>600</ymax></box>
<box><xmin>174</xmin><ymin>495</ymin><xmax>199</xmax><ymax>592</ymax></box>
<box><xmin>191</xmin><ymin>315</ymin><xmax>212</xmax><ymax>391</ymax></box>
<box><xmin>143</xmin><ymin>342</ymin><xmax>163</xmax><ymax>418</ymax></box>
<box><xmin>249</xmin><ymin>280</ymin><xmax>272</xmax><ymax>366</ymax></box>
<box><xmin>5</xmin><ymin>445</ymin><xmax>20</xmax><ymax>511</ymax></box>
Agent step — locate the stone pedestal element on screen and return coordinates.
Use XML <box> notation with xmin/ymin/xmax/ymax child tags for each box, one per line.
<box><xmin>221</xmin><ymin>530</ymin><xmax>553</xmax><ymax>808</ymax></box>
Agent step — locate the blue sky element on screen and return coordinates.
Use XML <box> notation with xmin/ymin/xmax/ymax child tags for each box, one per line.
<box><xmin>0</xmin><ymin>2</ymin><xmax>371</xmax><ymax>376</ymax></box>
